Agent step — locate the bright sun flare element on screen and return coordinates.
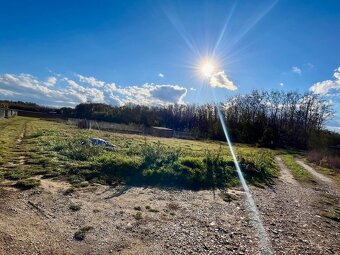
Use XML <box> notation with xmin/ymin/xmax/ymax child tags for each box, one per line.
<box><xmin>201</xmin><ymin>62</ymin><xmax>214</xmax><ymax>77</ymax></box>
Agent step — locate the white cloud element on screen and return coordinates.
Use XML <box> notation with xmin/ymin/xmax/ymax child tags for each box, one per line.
<box><xmin>0</xmin><ymin>88</ymin><xmax>21</xmax><ymax>96</ymax></box>
<box><xmin>0</xmin><ymin>73</ymin><xmax>188</xmax><ymax>107</ymax></box>
<box><xmin>292</xmin><ymin>66</ymin><xmax>302</xmax><ymax>75</ymax></box>
<box><xmin>77</xmin><ymin>74</ymin><xmax>105</xmax><ymax>87</ymax></box>
<box><xmin>280</xmin><ymin>82</ymin><xmax>284</xmax><ymax>87</ymax></box>
<box><xmin>158</xmin><ymin>73</ymin><xmax>164</xmax><ymax>78</ymax></box>
<box><xmin>209</xmin><ymin>71</ymin><xmax>237</xmax><ymax>91</ymax></box>
<box><xmin>309</xmin><ymin>67</ymin><xmax>340</xmax><ymax>95</ymax></box>
<box><xmin>45</xmin><ymin>76</ymin><xmax>57</xmax><ymax>87</ymax></box>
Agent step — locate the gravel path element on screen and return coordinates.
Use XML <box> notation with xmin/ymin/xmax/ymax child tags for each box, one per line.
<box><xmin>275</xmin><ymin>156</ymin><xmax>299</xmax><ymax>186</ymax></box>
<box><xmin>251</xmin><ymin>156</ymin><xmax>339</xmax><ymax>255</ymax></box>
<box><xmin>295</xmin><ymin>159</ymin><xmax>334</xmax><ymax>185</ymax></box>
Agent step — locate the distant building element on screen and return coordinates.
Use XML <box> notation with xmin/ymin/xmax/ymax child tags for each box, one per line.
<box><xmin>0</xmin><ymin>108</ymin><xmax>18</xmax><ymax>118</ymax></box>
<box><xmin>150</xmin><ymin>126</ymin><xmax>174</xmax><ymax>138</ymax></box>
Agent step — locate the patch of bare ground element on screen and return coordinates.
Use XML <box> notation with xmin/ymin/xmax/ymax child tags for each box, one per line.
<box><xmin>0</xmin><ymin>181</ymin><xmax>261</xmax><ymax>255</ymax></box>
<box><xmin>0</xmin><ymin>157</ymin><xmax>339</xmax><ymax>254</ymax></box>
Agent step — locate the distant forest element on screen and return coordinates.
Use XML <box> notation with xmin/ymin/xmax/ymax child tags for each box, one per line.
<box><xmin>2</xmin><ymin>90</ymin><xmax>339</xmax><ymax>150</ymax></box>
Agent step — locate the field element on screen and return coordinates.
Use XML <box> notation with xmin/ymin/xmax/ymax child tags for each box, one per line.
<box><xmin>0</xmin><ymin>117</ymin><xmax>278</xmax><ymax>189</ymax></box>
<box><xmin>0</xmin><ymin>117</ymin><xmax>339</xmax><ymax>255</ymax></box>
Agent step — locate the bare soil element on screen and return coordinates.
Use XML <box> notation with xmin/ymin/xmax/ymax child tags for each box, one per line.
<box><xmin>0</xmin><ymin>156</ymin><xmax>339</xmax><ymax>254</ymax></box>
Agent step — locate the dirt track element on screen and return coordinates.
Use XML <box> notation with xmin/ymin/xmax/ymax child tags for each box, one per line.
<box><xmin>0</xmin><ymin>155</ymin><xmax>339</xmax><ymax>255</ymax></box>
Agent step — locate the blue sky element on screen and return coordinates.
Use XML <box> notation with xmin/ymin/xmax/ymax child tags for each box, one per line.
<box><xmin>0</xmin><ymin>0</ymin><xmax>339</xmax><ymax>130</ymax></box>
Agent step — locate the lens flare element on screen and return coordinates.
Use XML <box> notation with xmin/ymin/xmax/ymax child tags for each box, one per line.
<box><xmin>216</xmin><ymin>107</ymin><xmax>273</xmax><ymax>255</ymax></box>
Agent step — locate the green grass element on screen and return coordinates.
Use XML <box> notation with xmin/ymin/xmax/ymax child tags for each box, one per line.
<box><xmin>281</xmin><ymin>154</ymin><xmax>313</xmax><ymax>182</ymax></box>
<box><xmin>1</xmin><ymin>116</ymin><xmax>280</xmax><ymax>189</ymax></box>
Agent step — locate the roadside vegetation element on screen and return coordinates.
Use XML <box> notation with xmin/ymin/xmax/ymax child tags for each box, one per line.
<box><xmin>305</xmin><ymin>150</ymin><xmax>340</xmax><ymax>185</ymax></box>
<box><xmin>1</xmin><ymin>117</ymin><xmax>279</xmax><ymax>189</ymax></box>
<box><xmin>281</xmin><ymin>154</ymin><xmax>313</xmax><ymax>182</ymax></box>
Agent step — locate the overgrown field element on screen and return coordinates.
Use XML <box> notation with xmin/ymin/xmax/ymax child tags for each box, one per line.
<box><xmin>0</xmin><ymin>117</ymin><xmax>279</xmax><ymax>189</ymax></box>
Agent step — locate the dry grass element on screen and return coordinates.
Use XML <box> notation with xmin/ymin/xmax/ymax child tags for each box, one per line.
<box><xmin>307</xmin><ymin>150</ymin><xmax>340</xmax><ymax>170</ymax></box>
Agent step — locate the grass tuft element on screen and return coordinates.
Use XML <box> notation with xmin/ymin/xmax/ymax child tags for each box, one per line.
<box><xmin>69</xmin><ymin>204</ymin><xmax>81</xmax><ymax>211</ymax></box>
<box><xmin>15</xmin><ymin>179</ymin><xmax>40</xmax><ymax>190</ymax></box>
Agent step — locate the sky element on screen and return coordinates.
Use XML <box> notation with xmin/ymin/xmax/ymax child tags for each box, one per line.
<box><xmin>0</xmin><ymin>0</ymin><xmax>339</xmax><ymax>130</ymax></box>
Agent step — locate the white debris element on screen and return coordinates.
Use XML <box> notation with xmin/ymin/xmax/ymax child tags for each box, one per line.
<box><xmin>90</xmin><ymin>138</ymin><xmax>115</xmax><ymax>148</ymax></box>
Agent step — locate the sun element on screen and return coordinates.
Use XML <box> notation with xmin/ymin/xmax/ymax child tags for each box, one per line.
<box><xmin>201</xmin><ymin>62</ymin><xmax>215</xmax><ymax>78</ymax></box>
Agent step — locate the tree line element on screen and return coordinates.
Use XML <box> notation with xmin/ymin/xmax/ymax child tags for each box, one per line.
<box><xmin>3</xmin><ymin>90</ymin><xmax>338</xmax><ymax>150</ymax></box>
<box><xmin>60</xmin><ymin>90</ymin><xmax>336</xmax><ymax>149</ymax></box>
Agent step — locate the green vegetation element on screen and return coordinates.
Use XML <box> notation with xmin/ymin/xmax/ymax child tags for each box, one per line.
<box><xmin>148</xmin><ymin>208</ymin><xmax>159</xmax><ymax>213</ymax></box>
<box><xmin>134</xmin><ymin>212</ymin><xmax>143</xmax><ymax>220</ymax></box>
<box><xmin>63</xmin><ymin>187</ymin><xmax>75</xmax><ymax>195</ymax></box>
<box><xmin>14</xmin><ymin>179</ymin><xmax>41</xmax><ymax>190</ymax></box>
<box><xmin>74</xmin><ymin>226</ymin><xmax>94</xmax><ymax>241</ymax></box>
<box><xmin>0</xmin><ymin>117</ymin><xmax>280</xmax><ymax>189</ymax></box>
<box><xmin>281</xmin><ymin>155</ymin><xmax>313</xmax><ymax>182</ymax></box>
<box><xmin>69</xmin><ymin>204</ymin><xmax>81</xmax><ymax>211</ymax></box>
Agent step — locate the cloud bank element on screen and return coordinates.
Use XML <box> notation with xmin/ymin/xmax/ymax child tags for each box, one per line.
<box><xmin>309</xmin><ymin>67</ymin><xmax>340</xmax><ymax>95</ymax></box>
<box><xmin>0</xmin><ymin>73</ymin><xmax>188</xmax><ymax>107</ymax></box>
<box><xmin>309</xmin><ymin>66</ymin><xmax>340</xmax><ymax>133</ymax></box>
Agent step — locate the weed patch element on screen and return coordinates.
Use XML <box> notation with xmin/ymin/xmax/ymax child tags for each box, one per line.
<box><xmin>63</xmin><ymin>187</ymin><xmax>75</xmax><ymax>195</ymax></box>
<box><xmin>69</xmin><ymin>204</ymin><xmax>81</xmax><ymax>211</ymax></box>
<box><xmin>281</xmin><ymin>155</ymin><xmax>313</xmax><ymax>182</ymax></box>
<box><xmin>134</xmin><ymin>212</ymin><xmax>143</xmax><ymax>220</ymax></box>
